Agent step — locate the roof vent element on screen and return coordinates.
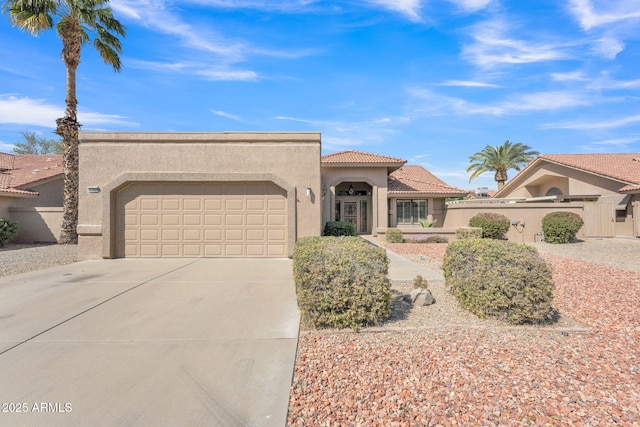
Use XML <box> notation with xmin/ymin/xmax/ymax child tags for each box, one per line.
<box><xmin>32</xmin><ymin>169</ymin><xmax>40</xmax><ymax>173</ymax></box>
<box><xmin>46</xmin><ymin>157</ymin><xmax>54</xmax><ymax>161</ymax></box>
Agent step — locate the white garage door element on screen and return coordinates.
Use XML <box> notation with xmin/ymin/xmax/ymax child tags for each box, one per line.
<box><xmin>116</xmin><ymin>182</ymin><xmax>288</xmax><ymax>257</ymax></box>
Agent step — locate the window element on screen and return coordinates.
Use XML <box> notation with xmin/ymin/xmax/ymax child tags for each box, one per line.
<box><xmin>545</xmin><ymin>187</ymin><xmax>563</xmax><ymax>197</ymax></box>
<box><xmin>396</xmin><ymin>200</ymin><xmax>427</xmax><ymax>225</ymax></box>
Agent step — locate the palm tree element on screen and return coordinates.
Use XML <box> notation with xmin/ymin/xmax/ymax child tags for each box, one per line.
<box><xmin>3</xmin><ymin>0</ymin><xmax>125</xmax><ymax>244</ymax></box>
<box><xmin>467</xmin><ymin>140</ymin><xmax>539</xmax><ymax>189</ymax></box>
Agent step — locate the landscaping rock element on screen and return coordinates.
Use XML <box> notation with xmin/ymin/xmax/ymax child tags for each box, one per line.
<box><xmin>406</xmin><ymin>288</ymin><xmax>435</xmax><ymax>306</ymax></box>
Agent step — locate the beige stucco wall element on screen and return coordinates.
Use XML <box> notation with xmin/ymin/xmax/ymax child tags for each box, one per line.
<box><xmin>77</xmin><ymin>132</ymin><xmax>322</xmax><ymax>259</ymax></box>
<box><xmin>442</xmin><ymin>202</ymin><xmax>585</xmax><ymax>244</ymax></box>
<box><xmin>13</xmin><ymin>178</ymin><xmax>64</xmax><ymax>207</ymax></box>
<box><xmin>0</xmin><ymin>196</ymin><xmax>14</xmax><ymax>219</ymax></box>
<box><xmin>8</xmin><ymin>207</ymin><xmax>62</xmax><ymax>243</ymax></box>
<box><xmin>321</xmin><ymin>166</ymin><xmax>389</xmax><ymax>235</ymax></box>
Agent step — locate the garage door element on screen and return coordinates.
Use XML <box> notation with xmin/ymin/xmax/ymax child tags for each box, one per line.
<box><xmin>116</xmin><ymin>182</ymin><xmax>288</xmax><ymax>257</ymax></box>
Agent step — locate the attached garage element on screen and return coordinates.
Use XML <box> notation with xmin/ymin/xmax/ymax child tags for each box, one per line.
<box><xmin>117</xmin><ymin>182</ymin><xmax>288</xmax><ymax>258</ymax></box>
<box><xmin>76</xmin><ymin>132</ymin><xmax>321</xmax><ymax>260</ymax></box>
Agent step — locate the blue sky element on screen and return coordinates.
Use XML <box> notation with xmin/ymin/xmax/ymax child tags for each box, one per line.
<box><xmin>1</xmin><ymin>0</ymin><xmax>640</xmax><ymax>190</ymax></box>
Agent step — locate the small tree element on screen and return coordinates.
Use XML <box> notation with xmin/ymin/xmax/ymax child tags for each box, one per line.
<box><xmin>12</xmin><ymin>130</ymin><xmax>64</xmax><ymax>155</ymax></box>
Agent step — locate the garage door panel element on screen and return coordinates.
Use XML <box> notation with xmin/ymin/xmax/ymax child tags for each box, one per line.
<box><xmin>225</xmin><ymin>199</ymin><xmax>244</xmax><ymax>210</ymax></box>
<box><xmin>162</xmin><ymin>229</ymin><xmax>180</xmax><ymax>241</ymax></box>
<box><xmin>162</xmin><ymin>199</ymin><xmax>180</xmax><ymax>210</ymax></box>
<box><xmin>141</xmin><ymin>214</ymin><xmax>159</xmax><ymax>226</ymax></box>
<box><xmin>117</xmin><ymin>182</ymin><xmax>287</xmax><ymax>258</ymax></box>
<box><xmin>162</xmin><ymin>214</ymin><xmax>180</xmax><ymax>226</ymax></box>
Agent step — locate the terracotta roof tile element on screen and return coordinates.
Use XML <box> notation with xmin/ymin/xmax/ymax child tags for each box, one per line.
<box><xmin>539</xmin><ymin>153</ymin><xmax>640</xmax><ymax>185</ymax></box>
<box><xmin>0</xmin><ymin>153</ymin><xmax>64</xmax><ymax>192</ymax></box>
<box><xmin>388</xmin><ymin>165</ymin><xmax>467</xmax><ymax>195</ymax></box>
<box><xmin>0</xmin><ymin>152</ymin><xmax>14</xmax><ymax>171</ymax></box>
<box><xmin>322</xmin><ymin>150</ymin><xmax>406</xmax><ymax>164</ymax></box>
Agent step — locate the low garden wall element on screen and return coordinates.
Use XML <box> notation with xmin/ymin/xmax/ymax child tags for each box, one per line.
<box><xmin>8</xmin><ymin>207</ymin><xmax>62</xmax><ymax>243</ymax></box>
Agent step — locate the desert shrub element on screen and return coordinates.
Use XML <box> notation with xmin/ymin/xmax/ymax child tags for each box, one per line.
<box><xmin>404</xmin><ymin>235</ymin><xmax>449</xmax><ymax>244</ymax></box>
<box><xmin>386</xmin><ymin>228</ymin><xmax>403</xmax><ymax>243</ymax></box>
<box><xmin>442</xmin><ymin>239</ymin><xmax>554</xmax><ymax>324</ymax></box>
<box><xmin>468</xmin><ymin>212</ymin><xmax>510</xmax><ymax>239</ymax></box>
<box><xmin>0</xmin><ymin>218</ymin><xmax>18</xmax><ymax>247</ymax></box>
<box><xmin>413</xmin><ymin>275</ymin><xmax>428</xmax><ymax>289</ymax></box>
<box><xmin>293</xmin><ymin>236</ymin><xmax>391</xmax><ymax>329</ymax></box>
<box><xmin>324</xmin><ymin>221</ymin><xmax>356</xmax><ymax>237</ymax></box>
<box><xmin>455</xmin><ymin>227</ymin><xmax>482</xmax><ymax>240</ymax></box>
<box><xmin>542</xmin><ymin>211</ymin><xmax>584</xmax><ymax>244</ymax></box>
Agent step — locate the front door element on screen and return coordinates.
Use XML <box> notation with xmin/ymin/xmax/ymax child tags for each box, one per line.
<box><xmin>336</xmin><ymin>197</ymin><xmax>370</xmax><ymax>234</ymax></box>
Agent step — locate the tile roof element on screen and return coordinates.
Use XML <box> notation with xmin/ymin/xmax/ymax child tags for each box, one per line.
<box><xmin>0</xmin><ymin>153</ymin><xmax>64</xmax><ymax>195</ymax></box>
<box><xmin>539</xmin><ymin>153</ymin><xmax>640</xmax><ymax>186</ymax></box>
<box><xmin>322</xmin><ymin>150</ymin><xmax>406</xmax><ymax>164</ymax></box>
<box><xmin>388</xmin><ymin>165</ymin><xmax>468</xmax><ymax>195</ymax></box>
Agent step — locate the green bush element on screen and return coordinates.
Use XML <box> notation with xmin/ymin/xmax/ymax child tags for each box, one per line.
<box><xmin>293</xmin><ymin>236</ymin><xmax>391</xmax><ymax>329</ymax></box>
<box><xmin>413</xmin><ymin>275</ymin><xmax>428</xmax><ymax>289</ymax></box>
<box><xmin>324</xmin><ymin>221</ymin><xmax>356</xmax><ymax>237</ymax></box>
<box><xmin>405</xmin><ymin>235</ymin><xmax>449</xmax><ymax>244</ymax></box>
<box><xmin>0</xmin><ymin>218</ymin><xmax>18</xmax><ymax>247</ymax></box>
<box><xmin>542</xmin><ymin>211</ymin><xmax>584</xmax><ymax>244</ymax></box>
<box><xmin>442</xmin><ymin>239</ymin><xmax>554</xmax><ymax>324</ymax></box>
<box><xmin>455</xmin><ymin>227</ymin><xmax>482</xmax><ymax>240</ymax></box>
<box><xmin>386</xmin><ymin>228</ymin><xmax>403</xmax><ymax>243</ymax></box>
<box><xmin>468</xmin><ymin>212</ymin><xmax>510</xmax><ymax>239</ymax></box>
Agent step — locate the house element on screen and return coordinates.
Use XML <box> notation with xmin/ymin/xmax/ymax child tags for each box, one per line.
<box><xmin>77</xmin><ymin>133</ymin><xmax>467</xmax><ymax>259</ymax></box>
<box><xmin>493</xmin><ymin>153</ymin><xmax>640</xmax><ymax>238</ymax></box>
<box><xmin>0</xmin><ymin>153</ymin><xmax>64</xmax><ymax>243</ymax></box>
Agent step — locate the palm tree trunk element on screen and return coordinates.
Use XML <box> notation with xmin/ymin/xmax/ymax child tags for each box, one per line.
<box><xmin>56</xmin><ymin>20</ymin><xmax>82</xmax><ymax>244</ymax></box>
<box><xmin>495</xmin><ymin>170</ymin><xmax>508</xmax><ymax>190</ymax></box>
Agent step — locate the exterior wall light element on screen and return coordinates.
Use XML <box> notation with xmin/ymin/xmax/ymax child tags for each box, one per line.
<box><xmin>306</xmin><ymin>187</ymin><xmax>312</xmax><ymax>197</ymax></box>
<box><xmin>88</xmin><ymin>186</ymin><xmax>101</xmax><ymax>193</ymax></box>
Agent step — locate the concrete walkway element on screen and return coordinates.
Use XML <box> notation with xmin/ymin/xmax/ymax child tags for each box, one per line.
<box><xmin>0</xmin><ymin>258</ymin><xmax>298</xmax><ymax>427</ymax></box>
<box><xmin>362</xmin><ymin>235</ymin><xmax>445</xmax><ymax>282</ymax></box>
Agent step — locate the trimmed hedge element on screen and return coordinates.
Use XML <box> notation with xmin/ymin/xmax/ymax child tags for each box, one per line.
<box><xmin>386</xmin><ymin>228</ymin><xmax>403</xmax><ymax>243</ymax></box>
<box><xmin>0</xmin><ymin>218</ymin><xmax>18</xmax><ymax>247</ymax></box>
<box><xmin>455</xmin><ymin>227</ymin><xmax>482</xmax><ymax>240</ymax></box>
<box><xmin>542</xmin><ymin>211</ymin><xmax>584</xmax><ymax>244</ymax></box>
<box><xmin>324</xmin><ymin>221</ymin><xmax>356</xmax><ymax>236</ymax></box>
<box><xmin>442</xmin><ymin>239</ymin><xmax>554</xmax><ymax>324</ymax></box>
<box><xmin>293</xmin><ymin>236</ymin><xmax>391</xmax><ymax>329</ymax></box>
<box><xmin>468</xmin><ymin>212</ymin><xmax>510</xmax><ymax>239</ymax></box>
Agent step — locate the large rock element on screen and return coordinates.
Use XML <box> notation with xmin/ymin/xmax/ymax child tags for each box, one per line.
<box><xmin>407</xmin><ymin>288</ymin><xmax>435</xmax><ymax>306</ymax></box>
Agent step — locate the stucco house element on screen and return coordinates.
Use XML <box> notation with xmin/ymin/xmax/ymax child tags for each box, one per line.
<box><xmin>0</xmin><ymin>153</ymin><xmax>64</xmax><ymax>243</ymax></box>
<box><xmin>76</xmin><ymin>132</ymin><xmax>467</xmax><ymax>259</ymax></box>
<box><xmin>489</xmin><ymin>153</ymin><xmax>640</xmax><ymax>238</ymax></box>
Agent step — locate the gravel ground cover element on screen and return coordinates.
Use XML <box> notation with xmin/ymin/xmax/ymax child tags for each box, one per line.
<box><xmin>0</xmin><ymin>243</ymin><xmax>78</xmax><ymax>277</ymax></box>
<box><xmin>288</xmin><ymin>239</ymin><xmax>640</xmax><ymax>425</ymax></box>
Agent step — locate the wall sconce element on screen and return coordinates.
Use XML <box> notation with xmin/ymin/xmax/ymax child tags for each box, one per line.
<box><xmin>88</xmin><ymin>186</ymin><xmax>100</xmax><ymax>193</ymax></box>
<box><xmin>306</xmin><ymin>187</ymin><xmax>312</xmax><ymax>197</ymax></box>
<box><xmin>348</xmin><ymin>184</ymin><xmax>354</xmax><ymax>195</ymax></box>
<box><xmin>321</xmin><ymin>185</ymin><xmax>327</xmax><ymax>198</ymax></box>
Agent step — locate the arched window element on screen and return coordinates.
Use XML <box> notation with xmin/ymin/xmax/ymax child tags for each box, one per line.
<box><xmin>545</xmin><ymin>187</ymin><xmax>563</xmax><ymax>197</ymax></box>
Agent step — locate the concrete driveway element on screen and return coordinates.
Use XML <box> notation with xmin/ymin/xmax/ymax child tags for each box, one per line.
<box><xmin>0</xmin><ymin>258</ymin><xmax>299</xmax><ymax>426</ymax></box>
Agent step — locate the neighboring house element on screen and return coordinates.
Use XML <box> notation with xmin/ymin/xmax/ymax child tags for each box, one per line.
<box><xmin>491</xmin><ymin>153</ymin><xmax>640</xmax><ymax>238</ymax></box>
<box><xmin>0</xmin><ymin>153</ymin><xmax>64</xmax><ymax>243</ymax></box>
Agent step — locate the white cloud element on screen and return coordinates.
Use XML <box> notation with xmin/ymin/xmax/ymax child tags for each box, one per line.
<box><xmin>543</xmin><ymin>114</ymin><xmax>640</xmax><ymax>130</ymax></box>
<box><xmin>589</xmin><ymin>137</ymin><xmax>640</xmax><ymax>146</ymax></box>
<box><xmin>211</xmin><ymin>110</ymin><xmax>243</xmax><ymax>121</ymax></box>
<box><xmin>0</xmin><ymin>141</ymin><xmax>15</xmax><ymax>152</ymax></box>
<box><xmin>551</xmin><ymin>71</ymin><xmax>588</xmax><ymax>82</ymax></box>
<box><xmin>128</xmin><ymin>59</ymin><xmax>259</xmax><ymax>81</ymax></box>
<box><xmin>590</xmin><ymin>36</ymin><xmax>625</xmax><ymax>59</ymax></box>
<box><xmin>446</xmin><ymin>0</ymin><xmax>492</xmax><ymax>13</ymax></box>
<box><xmin>408</xmin><ymin>88</ymin><xmax>593</xmax><ymax>116</ymax></box>
<box><xmin>0</xmin><ymin>95</ymin><xmax>137</xmax><ymax>128</ymax></box>
<box><xmin>462</xmin><ymin>19</ymin><xmax>569</xmax><ymax>68</ymax></box>
<box><xmin>439</xmin><ymin>80</ymin><xmax>500</xmax><ymax>88</ymax></box>
<box><xmin>0</xmin><ymin>95</ymin><xmax>62</xmax><ymax>126</ymax></box>
<box><xmin>364</xmin><ymin>0</ymin><xmax>423</xmax><ymax>22</ymax></box>
<box><xmin>568</xmin><ymin>0</ymin><xmax>640</xmax><ymax>30</ymax></box>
